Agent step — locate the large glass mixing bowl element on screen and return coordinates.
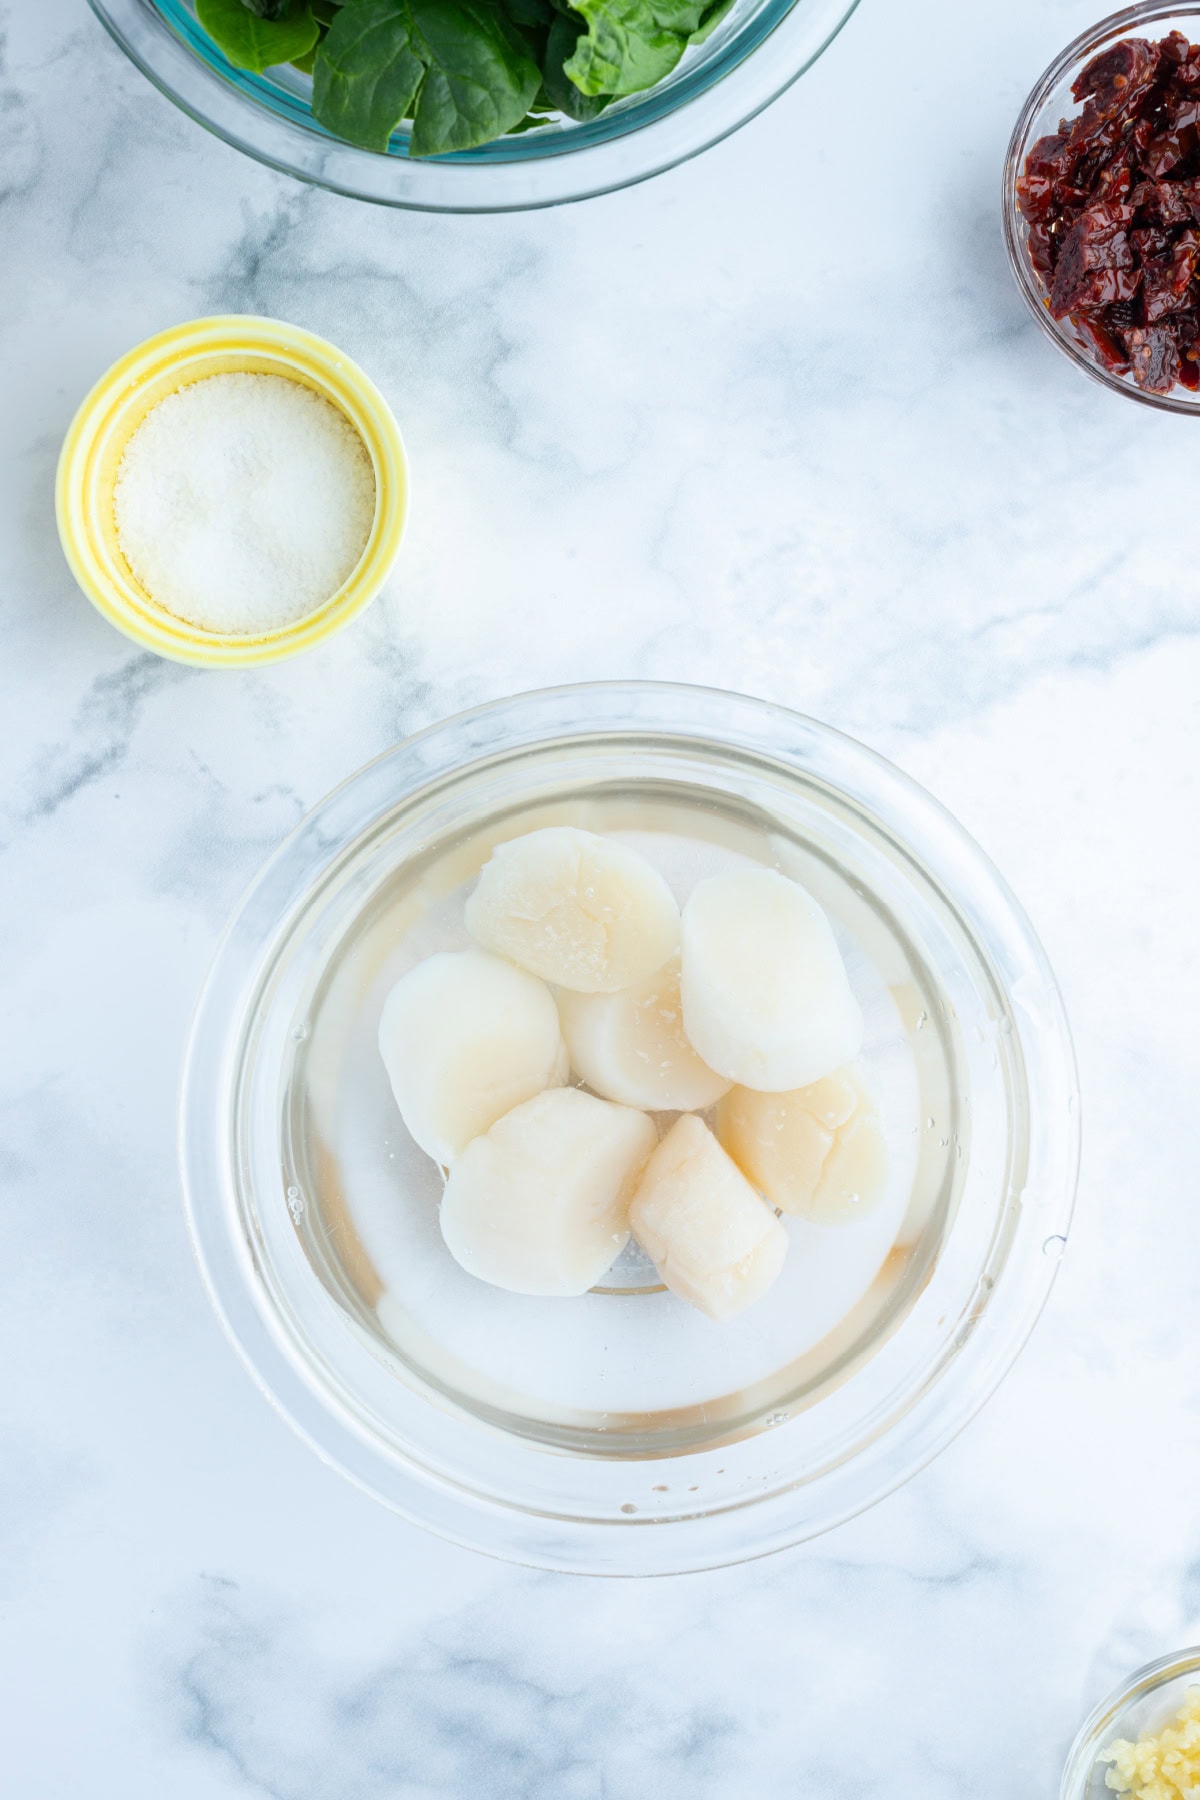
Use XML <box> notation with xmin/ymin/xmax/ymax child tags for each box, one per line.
<box><xmin>180</xmin><ymin>684</ymin><xmax>1079</xmax><ymax>1574</ymax></box>
<box><xmin>88</xmin><ymin>0</ymin><xmax>861</xmax><ymax>210</ymax></box>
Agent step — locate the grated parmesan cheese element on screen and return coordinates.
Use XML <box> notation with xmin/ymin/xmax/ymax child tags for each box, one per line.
<box><xmin>113</xmin><ymin>372</ymin><xmax>375</xmax><ymax>636</ymax></box>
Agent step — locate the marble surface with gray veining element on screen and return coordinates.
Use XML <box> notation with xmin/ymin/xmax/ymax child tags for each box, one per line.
<box><xmin>3</xmin><ymin>0</ymin><xmax>1200</xmax><ymax>1792</ymax></box>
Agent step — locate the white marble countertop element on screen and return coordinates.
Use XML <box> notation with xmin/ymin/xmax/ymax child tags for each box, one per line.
<box><xmin>4</xmin><ymin>0</ymin><xmax>1200</xmax><ymax>1792</ymax></box>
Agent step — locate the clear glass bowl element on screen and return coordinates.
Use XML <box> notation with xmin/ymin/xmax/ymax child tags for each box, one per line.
<box><xmin>180</xmin><ymin>684</ymin><xmax>1080</xmax><ymax>1573</ymax></box>
<box><xmin>1003</xmin><ymin>4</ymin><xmax>1200</xmax><ymax>414</ymax></box>
<box><xmin>1061</xmin><ymin>1648</ymin><xmax>1200</xmax><ymax>1798</ymax></box>
<box><xmin>89</xmin><ymin>0</ymin><xmax>860</xmax><ymax>211</ymax></box>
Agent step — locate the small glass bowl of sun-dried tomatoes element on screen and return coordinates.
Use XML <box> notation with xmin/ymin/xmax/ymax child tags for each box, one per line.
<box><xmin>1004</xmin><ymin>5</ymin><xmax>1200</xmax><ymax>410</ymax></box>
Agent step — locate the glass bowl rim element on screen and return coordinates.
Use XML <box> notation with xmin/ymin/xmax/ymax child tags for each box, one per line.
<box><xmin>179</xmin><ymin>681</ymin><xmax>1081</xmax><ymax>1573</ymax></box>
<box><xmin>1060</xmin><ymin>1645</ymin><xmax>1200</xmax><ymax>1798</ymax></box>
<box><xmin>88</xmin><ymin>0</ymin><xmax>863</xmax><ymax>212</ymax></box>
<box><xmin>1002</xmin><ymin>1</ymin><xmax>1200</xmax><ymax>415</ymax></box>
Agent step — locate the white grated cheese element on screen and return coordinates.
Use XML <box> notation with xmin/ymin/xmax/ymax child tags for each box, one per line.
<box><xmin>113</xmin><ymin>372</ymin><xmax>376</xmax><ymax>636</ymax></box>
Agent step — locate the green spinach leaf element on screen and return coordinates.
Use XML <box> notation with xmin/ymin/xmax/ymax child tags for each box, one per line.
<box><xmin>540</xmin><ymin>10</ymin><xmax>609</xmax><ymax>119</ymax></box>
<box><xmin>312</xmin><ymin>0</ymin><xmax>424</xmax><ymax>144</ymax></box>
<box><xmin>290</xmin><ymin>31</ymin><xmax>325</xmax><ymax>71</ymax></box>
<box><xmin>313</xmin><ymin>0</ymin><xmax>540</xmax><ymax>156</ymax></box>
<box><xmin>196</xmin><ymin>0</ymin><xmax>320</xmax><ymax>71</ymax></box>
<box><xmin>563</xmin><ymin>0</ymin><xmax>709</xmax><ymax>95</ymax></box>
<box><xmin>688</xmin><ymin>0</ymin><xmax>733</xmax><ymax>43</ymax></box>
<box><xmin>501</xmin><ymin>0</ymin><xmax>556</xmax><ymax>29</ymax></box>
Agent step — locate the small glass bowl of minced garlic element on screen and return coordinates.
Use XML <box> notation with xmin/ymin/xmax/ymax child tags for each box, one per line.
<box><xmin>56</xmin><ymin>315</ymin><xmax>408</xmax><ymax>668</ymax></box>
<box><xmin>1062</xmin><ymin>1648</ymin><xmax>1200</xmax><ymax>1800</ymax></box>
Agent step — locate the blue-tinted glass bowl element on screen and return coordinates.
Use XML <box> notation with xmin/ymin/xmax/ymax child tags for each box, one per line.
<box><xmin>88</xmin><ymin>0</ymin><xmax>861</xmax><ymax>211</ymax></box>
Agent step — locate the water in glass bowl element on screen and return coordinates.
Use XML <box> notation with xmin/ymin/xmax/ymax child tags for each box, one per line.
<box><xmin>280</xmin><ymin>780</ymin><xmax>956</xmax><ymax>1457</ymax></box>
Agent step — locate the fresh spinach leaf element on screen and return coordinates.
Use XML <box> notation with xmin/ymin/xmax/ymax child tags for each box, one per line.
<box><xmin>688</xmin><ymin>0</ymin><xmax>733</xmax><ymax>43</ymax></box>
<box><xmin>312</xmin><ymin>0</ymin><xmax>540</xmax><ymax>156</ymax></box>
<box><xmin>414</xmin><ymin>0</ymin><xmax>542</xmax><ymax>151</ymax></box>
<box><xmin>290</xmin><ymin>29</ymin><xmax>325</xmax><ymax>71</ymax></box>
<box><xmin>541</xmin><ymin>10</ymin><xmax>609</xmax><ymax>119</ymax></box>
<box><xmin>501</xmin><ymin>0</ymin><xmax>556</xmax><ymax>29</ymax></box>
<box><xmin>496</xmin><ymin>8</ymin><xmax>551</xmax><ymax>85</ymax></box>
<box><xmin>312</xmin><ymin>0</ymin><xmax>424</xmax><ymax>144</ymax></box>
<box><xmin>196</xmin><ymin>0</ymin><xmax>319</xmax><ymax>71</ymax></box>
<box><xmin>563</xmin><ymin>0</ymin><xmax>708</xmax><ymax>95</ymax></box>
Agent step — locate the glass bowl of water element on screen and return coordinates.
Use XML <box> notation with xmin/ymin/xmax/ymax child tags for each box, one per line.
<box><xmin>180</xmin><ymin>683</ymin><xmax>1079</xmax><ymax>1572</ymax></box>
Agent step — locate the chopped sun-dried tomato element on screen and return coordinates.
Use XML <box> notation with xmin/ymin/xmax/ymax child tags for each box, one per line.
<box><xmin>1048</xmin><ymin>201</ymin><xmax>1136</xmax><ymax>318</ymax></box>
<box><xmin>1020</xmin><ymin>31</ymin><xmax>1200</xmax><ymax>392</ymax></box>
<box><xmin>1125</xmin><ymin>324</ymin><xmax>1181</xmax><ymax>390</ymax></box>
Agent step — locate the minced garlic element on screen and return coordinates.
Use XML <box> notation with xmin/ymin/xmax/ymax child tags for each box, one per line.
<box><xmin>1102</xmin><ymin>1685</ymin><xmax>1200</xmax><ymax>1797</ymax></box>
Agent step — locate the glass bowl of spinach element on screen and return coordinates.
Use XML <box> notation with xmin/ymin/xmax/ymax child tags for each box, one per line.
<box><xmin>88</xmin><ymin>0</ymin><xmax>861</xmax><ymax>210</ymax></box>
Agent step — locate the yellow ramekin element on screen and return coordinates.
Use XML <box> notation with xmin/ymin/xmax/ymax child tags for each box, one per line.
<box><xmin>55</xmin><ymin>315</ymin><xmax>409</xmax><ymax>668</ymax></box>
